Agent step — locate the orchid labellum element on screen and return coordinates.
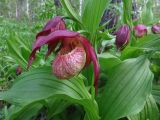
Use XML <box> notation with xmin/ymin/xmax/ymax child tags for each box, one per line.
<box><xmin>27</xmin><ymin>16</ymin><xmax>99</xmax><ymax>91</ymax></box>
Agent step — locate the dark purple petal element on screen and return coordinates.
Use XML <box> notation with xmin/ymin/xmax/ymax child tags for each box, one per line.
<box><xmin>79</xmin><ymin>36</ymin><xmax>100</xmax><ymax>93</ymax></box>
<box><xmin>36</xmin><ymin>16</ymin><xmax>66</xmax><ymax>39</ymax></box>
<box><xmin>27</xmin><ymin>30</ymin><xmax>79</xmax><ymax>69</ymax></box>
<box><xmin>33</xmin><ymin>30</ymin><xmax>79</xmax><ymax>50</ymax></box>
<box><xmin>115</xmin><ymin>25</ymin><xmax>130</xmax><ymax>49</ymax></box>
<box><xmin>152</xmin><ymin>24</ymin><xmax>160</xmax><ymax>34</ymax></box>
<box><xmin>45</xmin><ymin>42</ymin><xmax>59</xmax><ymax>59</ymax></box>
<box><xmin>36</xmin><ymin>29</ymin><xmax>51</xmax><ymax>39</ymax></box>
<box><xmin>43</xmin><ymin>16</ymin><xmax>65</xmax><ymax>31</ymax></box>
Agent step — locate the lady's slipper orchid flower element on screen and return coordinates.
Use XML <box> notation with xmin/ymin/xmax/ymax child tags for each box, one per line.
<box><xmin>151</xmin><ymin>24</ymin><xmax>160</xmax><ymax>34</ymax></box>
<box><xmin>27</xmin><ymin>16</ymin><xmax>100</xmax><ymax>91</ymax></box>
<box><xmin>133</xmin><ymin>24</ymin><xmax>147</xmax><ymax>38</ymax></box>
<box><xmin>115</xmin><ymin>24</ymin><xmax>130</xmax><ymax>49</ymax></box>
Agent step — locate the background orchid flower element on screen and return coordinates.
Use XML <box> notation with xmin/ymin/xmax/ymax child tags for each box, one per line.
<box><xmin>27</xmin><ymin>17</ymin><xmax>100</xmax><ymax>92</ymax></box>
<box><xmin>152</xmin><ymin>24</ymin><xmax>160</xmax><ymax>34</ymax></box>
<box><xmin>115</xmin><ymin>24</ymin><xmax>130</xmax><ymax>49</ymax></box>
<box><xmin>133</xmin><ymin>24</ymin><xmax>147</xmax><ymax>38</ymax></box>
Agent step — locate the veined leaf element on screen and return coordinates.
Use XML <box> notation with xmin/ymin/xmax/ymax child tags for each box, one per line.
<box><xmin>5</xmin><ymin>98</ymin><xmax>70</xmax><ymax>120</ymax></box>
<box><xmin>46</xmin><ymin>98</ymin><xmax>71</xmax><ymax>120</ymax></box>
<box><xmin>152</xmin><ymin>84</ymin><xmax>160</xmax><ymax>105</ymax></box>
<box><xmin>141</xmin><ymin>0</ymin><xmax>154</xmax><ymax>25</ymax></box>
<box><xmin>98</xmin><ymin>53</ymin><xmax>121</xmax><ymax>72</ymax></box>
<box><xmin>120</xmin><ymin>46</ymin><xmax>143</xmax><ymax>60</ymax></box>
<box><xmin>128</xmin><ymin>95</ymin><xmax>159</xmax><ymax>120</ymax></box>
<box><xmin>82</xmin><ymin>0</ymin><xmax>111</xmax><ymax>35</ymax></box>
<box><xmin>121</xmin><ymin>34</ymin><xmax>160</xmax><ymax>60</ymax></box>
<box><xmin>0</xmin><ymin>67</ymin><xmax>99</xmax><ymax>120</ymax></box>
<box><xmin>99</xmin><ymin>56</ymin><xmax>153</xmax><ymax>120</ymax></box>
<box><xmin>5</xmin><ymin>103</ymin><xmax>43</xmax><ymax>120</ymax></box>
<box><xmin>60</xmin><ymin>0</ymin><xmax>81</xmax><ymax>23</ymax></box>
<box><xmin>7</xmin><ymin>37</ymin><xmax>28</xmax><ymax>68</ymax></box>
<box><xmin>122</xmin><ymin>0</ymin><xmax>132</xmax><ymax>26</ymax></box>
<box><xmin>135</xmin><ymin>34</ymin><xmax>160</xmax><ymax>51</ymax></box>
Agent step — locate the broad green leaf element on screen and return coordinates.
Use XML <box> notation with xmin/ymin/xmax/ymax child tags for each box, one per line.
<box><xmin>98</xmin><ymin>53</ymin><xmax>121</xmax><ymax>72</ymax></box>
<box><xmin>46</xmin><ymin>98</ymin><xmax>71</xmax><ymax>120</ymax></box>
<box><xmin>0</xmin><ymin>67</ymin><xmax>99</xmax><ymax>120</ymax></box>
<box><xmin>120</xmin><ymin>46</ymin><xmax>143</xmax><ymax>60</ymax></box>
<box><xmin>5</xmin><ymin>103</ymin><xmax>43</xmax><ymax>120</ymax></box>
<box><xmin>6</xmin><ymin>31</ymin><xmax>43</xmax><ymax>69</ymax></box>
<box><xmin>82</xmin><ymin>0</ymin><xmax>111</xmax><ymax>35</ymax></box>
<box><xmin>122</xmin><ymin>0</ymin><xmax>132</xmax><ymax>26</ymax></box>
<box><xmin>121</xmin><ymin>34</ymin><xmax>160</xmax><ymax>60</ymax></box>
<box><xmin>128</xmin><ymin>95</ymin><xmax>159</xmax><ymax>120</ymax></box>
<box><xmin>6</xmin><ymin>98</ymin><xmax>70</xmax><ymax>120</ymax></box>
<box><xmin>141</xmin><ymin>0</ymin><xmax>154</xmax><ymax>25</ymax></box>
<box><xmin>99</xmin><ymin>56</ymin><xmax>153</xmax><ymax>120</ymax></box>
<box><xmin>152</xmin><ymin>84</ymin><xmax>160</xmax><ymax>105</ymax></box>
<box><xmin>7</xmin><ymin>36</ymin><xmax>28</xmax><ymax>68</ymax></box>
<box><xmin>60</xmin><ymin>0</ymin><xmax>81</xmax><ymax>23</ymax></box>
<box><xmin>135</xmin><ymin>34</ymin><xmax>160</xmax><ymax>51</ymax></box>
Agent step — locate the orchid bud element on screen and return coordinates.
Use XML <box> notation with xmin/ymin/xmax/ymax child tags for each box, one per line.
<box><xmin>133</xmin><ymin>24</ymin><xmax>147</xmax><ymax>38</ymax></box>
<box><xmin>52</xmin><ymin>47</ymin><xmax>86</xmax><ymax>79</ymax></box>
<box><xmin>151</xmin><ymin>24</ymin><xmax>160</xmax><ymax>34</ymax></box>
<box><xmin>115</xmin><ymin>25</ymin><xmax>130</xmax><ymax>49</ymax></box>
<box><xmin>16</xmin><ymin>66</ymin><xmax>22</xmax><ymax>75</ymax></box>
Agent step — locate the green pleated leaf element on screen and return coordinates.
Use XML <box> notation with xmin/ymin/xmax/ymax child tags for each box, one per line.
<box><xmin>152</xmin><ymin>84</ymin><xmax>160</xmax><ymax>105</ymax></box>
<box><xmin>98</xmin><ymin>53</ymin><xmax>122</xmax><ymax>72</ymax></box>
<box><xmin>121</xmin><ymin>34</ymin><xmax>160</xmax><ymax>60</ymax></box>
<box><xmin>0</xmin><ymin>67</ymin><xmax>99</xmax><ymax>120</ymax></box>
<box><xmin>7</xmin><ymin>36</ymin><xmax>28</xmax><ymax>68</ymax></box>
<box><xmin>5</xmin><ymin>103</ymin><xmax>43</xmax><ymax>120</ymax></box>
<box><xmin>141</xmin><ymin>0</ymin><xmax>154</xmax><ymax>25</ymax></box>
<box><xmin>128</xmin><ymin>95</ymin><xmax>160</xmax><ymax>120</ymax></box>
<box><xmin>122</xmin><ymin>0</ymin><xmax>132</xmax><ymax>25</ymax></box>
<box><xmin>82</xmin><ymin>0</ymin><xmax>111</xmax><ymax>35</ymax></box>
<box><xmin>99</xmin><ymin>56</ymin><xmax>154</xmax><ymax>120</ymax></box>
<box><xmin>46</xmin><ymin>98</ymin><xmax>71</xmax><ymax>120</ymax></box>
<box><xmin>60</xmin><ymin>0</ymin><xmax>81</xmax><ymax>23</ymax></box>
<box><xmin>5</xmin><ymin>98</ymin><xmax>70</xmax><ymax>120</ymax></box>
<box><xmin>120</xmin><ymin>46</ymin><xmax>143</xmax><ymax>60</ymax></box>
<box><xmin>135</xmin><ymin>34</ymin><xmax>160</xmax><ymax>51</ymax></box>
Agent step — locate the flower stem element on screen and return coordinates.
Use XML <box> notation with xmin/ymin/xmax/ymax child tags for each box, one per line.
<box><xmin>90</xmin><ymin>33</ymin><xmax>98</xmax><ymax>98</ymax></box>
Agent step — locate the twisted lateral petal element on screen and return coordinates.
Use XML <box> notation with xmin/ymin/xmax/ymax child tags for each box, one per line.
<box><xmin>43</xmin><ymin>16</ymin><xmax>65</xmax><ymax>31</ymax></box>
<box><xmin>36</xmin><ymin>16</ymin><xmax>66</xmax><ymax>39</ymax></box>
<box><xmin>36</xmin><ymin>17</ymin><xmax>66</xmax><ymax>59</ymax></box>
<box><xmin>27</xmin><ymin>30</ymin><xmax>79</xmax><ymax>69</ymax></box>
<box><xmin>33</xmin><ymin>30</ymin><xmax>79</xmax><ymax>50</ymax></box>
<box><xmin>45</xmin><ymin>42</ymin><xmax>59</xmax><ymax>60</ymax></box>
<box><xmin>79</xmin><ymin>36</ymin><xmax>100</xmax><ymax>93</ymax></box>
